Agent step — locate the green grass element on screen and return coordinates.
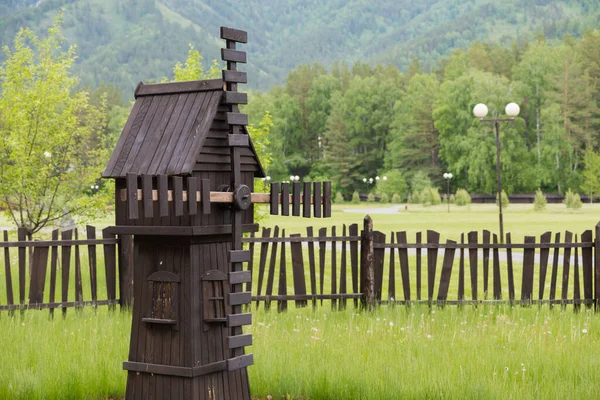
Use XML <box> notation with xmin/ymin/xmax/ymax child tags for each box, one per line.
<box><xmin>1</xmin><ymin>306</ymin><xmax>600</xmax><ymax>399</ymax></box>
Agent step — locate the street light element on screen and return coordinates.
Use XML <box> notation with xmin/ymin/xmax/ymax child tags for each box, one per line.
<box><xmin>289</xmin><ymin>175</ymin><xmax>300</xmax><ymax>182</ymax></box>
<box><xmin>261</xmin><ymin>176</ymin><xmax>271</xmax><ymax>182</ymax></box>
<box><xmin>443</xmin><ymin>173</ymin><xmax>452</xmax><ymax>213</ymax></box>
<box><xmin>473</xmin><ymin>102</ymin><xmax>520</xmax><ymax>242</ymax></box>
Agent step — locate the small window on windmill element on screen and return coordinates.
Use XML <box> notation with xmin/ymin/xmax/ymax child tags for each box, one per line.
<box><xmin>142</xmin><ymin>271</ymin><xmax>180</xmax><ymax>328</ymax></box>
<box><xmin>202</xmin><ymin>270</ymin><xmax>229</xmax><ymax>324</ymax></box>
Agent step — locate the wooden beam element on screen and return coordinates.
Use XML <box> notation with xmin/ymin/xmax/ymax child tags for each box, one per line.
<box><xmin>222</xmin><ymin>91</ymin><xmax>248</xmax><ymax>105</ymax></box>
<box><xmin>134</xmin><ymin>79</ymin><xmax>224</xmax><ymax>98</ymax></box>
<box><xmin>221</xmin><ymin>49</ymin><xmax>247</xmax><ymax>63</ymax></box>
<box><xmin>220</xmin><ymin>27</ymin><xmax>248</xmax><ymax>43</ymax></box>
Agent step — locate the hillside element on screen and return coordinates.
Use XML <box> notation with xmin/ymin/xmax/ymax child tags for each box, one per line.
<box><xmin>1</xmin><ymin>0</ymin><xmax>600</xmax><ymax>96</ymax></box>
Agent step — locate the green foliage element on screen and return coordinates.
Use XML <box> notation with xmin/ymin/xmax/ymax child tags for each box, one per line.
<box><xmin>334</xmin><ymin>191</ymin><xmax>345</xmax><ymax>204</ymax></box>
<box><xmin>420</xmin><ymin>187</ymin><xmax>441</xmax><ymax>206</ymax></box>
<box><xmin>534</xmin><ymin>188</ymin><xmax>547</xmax><ymax>211</ymax></box>
<box><xmin>391</xmin><ymin>193</ymin><xmax>402</xmax><ymax>204</ymax></box>
<box><xmin>564</xmin><ymin>188</ymin><xmax>583</xmax><ymax>209</ymax></box>
<box><xmin>449</xmin><ymin>194</ymin><xmax>456</xmax><ymax>204</ymax></box>
<box><xmin>496</xmin><ymin>190</ymin><xmax>510</xmax><ymax>208</ymax></box>
<box><xmin>367</xmin><ymin>193</ymin><xmax>376</xmax><ymax>203</ymax></box>
<box><xmin>172</xmin><ymin>44</ymin><xmax>220</xmax><ymax>81</ymax></box>
<box><xmin>380</xmin><ymin>193</ymin><xmax>389</xmax><ymax>203</ymax></box>
<box><xmin>0</xmin><ymin>16</ymin><xmax>109</xmax><ymax>237</ymax></box>
<box><xmin>582</xmin><ymin>150</ymin><xmax>600</xmax><ymax>203</ymax></box>
<box><xmin>351</xmin><ymin>190</ymin><xmax>360</xmax><ymax>204</ymax></box>
<box><xmin>455</xmin><ymin>189</ymin><xmax>471</xmax><ymax>206</ymax></box>
<box><xmin>410</xmin><ymin>171</ymin><xmax>433</xmax><ymax>194</ymax></box>
<box><xmin>376</xmin><ymin>170</ymin><xmax>407</xmax><ymax>198</ymax></box>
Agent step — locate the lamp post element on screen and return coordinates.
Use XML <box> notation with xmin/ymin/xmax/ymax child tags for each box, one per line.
<box><xmin>473</xmin><ymin>102</ymin><xmax>520</xmax><ymax>243</ymax></box>
<box><xmin>443</xmin><ymin>173</ymin><xmax>452</xmax><ymax>213</ymax></box>
<box><xmin>290</xmin><ymin>175</ymin><xmax>300</xmax><ymax>183</ymax></box>
<box><xmin>362</xmin><ymin>177</ymin><xmax>374</xmax><ymax>193</ymax></box>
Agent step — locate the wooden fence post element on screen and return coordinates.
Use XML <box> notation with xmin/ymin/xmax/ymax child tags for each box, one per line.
<box><xmin>360</xmin><ymin>215</ymin><xmax>375</xmax><ymax>311</ymax></box>
<box><xmin>595</xmin><ymin>223</ymin><xmax>600</xmax><ymax>311</ymax></box>
<box><xmin>118</xmin><ymin>234</ymin><xmax>134</xmax><ymax>309</ymax></box>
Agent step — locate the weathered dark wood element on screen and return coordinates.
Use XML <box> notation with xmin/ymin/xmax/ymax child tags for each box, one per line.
<box><xmin>47</xmin><ymin>231</ymin><xmax>60</xmax><ymax>317</ymax></box>
<box><xmin>135</xmin><ymin>79</ymin><xmax>224</xmax><ymax>98</ymax></box>
<box><xmin>323</xmin><ymin>182</ymin><xmax>332</xmax><ymax>217</ymax></box>
<box><xmin>290</xmin><ymin>234</ymin><xmax>308</xmax><ymax>307</ymax></box>
<box><xmin>277</xmin><ymin>230</ymin><xmax>287</xmax><ymax>312</ymax></box>
<box><xmin>142</xmin><ymin>175</ymin><xmax>153</xmax><ymax>218</ymax></box>
<box><xmin>220</xmin><ymin>27</ymin><xmax>248</xmax><ymax>43</ymax></box>
<box><xmin>281</xmin><ymin>183</ymin><xmax>290</xmax><ymax>216</ymax></box>
<box><xmin>373</xmin><ymin>231</ymin><xmax>386</xmax><ymax>303</ymax></box>
<box><xmin>538</xmin><ymin>232</ymin><xmax>551</xmax><ymax>300</ymax></box>
<box><xmin>492</xmin><ymin>234</ymin><xmax>502</xmax><ymax>300</ymax></box>
<box><xmin>292</xmin><ymin>182</ymin><xmax>301</xmax><ymax>216</ymax></box>
<box><xmin>255</xmin><ymin>228</ymin><xmax>270</xmax><ymax>307</ymax></box>
<box><xmin>222</xmin><ymin>71</ymin><xmax>248</xmax><ymax>84</ymax></box>
<box><xmin>227</xmin><ymin>313</ymin><xmax>252</xmax><ymax>327</ymax></box>
<box><xmin>173</xmin><ymin>176</ymin><xmax>184</xmax><ymax>217</ymax></box>
<box><xmin>482</xmin><ymin>230</ymin><xmax>490</xmax><ymax>299</ymax></box>
<box><xmin>349</xmin><ymin>224</ymin><xmax>359</xmax><ymax>308</ymax></box>
<box><xmin>61</xmin><ymin>229</ymin><xmax>73</xmax><ymax>316</ymax></box>
<box><xmin>158</xmin><ymin>175</ymin><xmax>169</xmax><ymax>217</ymax></box>
<box><xmin>416</xmin><ymin>232</ymin><xmax>422</xmax><ymax>300</ymax></box>
<box><xmin>221</xmin><ymin>49</ymin><xmax>247</xmax><ymax>63</ymax></box>
<box><xmin>18</xmin><ymin>228</ymin><xmax>26</xmax><ymax>305</ymax></box>
<box><xmin>574</xmin><ymin>235</ymin><xmax>581</xmax><ymax>312</ymax></box>
<box><xmin>561</xmin><ymin>231</ymin><xmax>573</xmax><ymax>307</ymax></box>
<box><xmin>229</xmin><ymin>271</ymin><xmax>251</xmax><ymax>285</ymax></box>
<box><xmin>228</xmin><ymin>134</ymin><xmax>249</xmax><ymax>147</ymax></box>
<box><xmin>226</xmin><ymin>113</ymin><xmax>248</xmax><ymax>126</ymax></box>
<box><xmin>118</xmin><ymin>234</ymin><xmax>134</xmax><ymax>308</ymax></box>
<box><xmin>74</xmin><ymin>229</ymin><xmax>83</xmax><ymax>308</ymax></box>
<box><xmin>126</xmin><ymin>173</ymin><xmax>139</xmax><ymax>220</ymax></box>
<box><xmin>521</xmin><ymin>236</ymin><xmax>536</xmax><ymax>303</ymax></box>
<box><xmin>361</xmin><ymin>216</ymin><xmax>375</xmax><ymax>310</ymax></box>
<box><xmin>222</xmin><ymin>92</ymin><xmax>248</xmax><ymax>105</ymax></box>
<box><xmin>340</xmin><ymin>225</ymin><xmax>348</xmax><ymax>309</ymax></box>
<box><xmin>581</xmin><ymin>230</ymin><xmax>593</xmax><ymax>307</ymax></box>
<box><xmin>3</xmin><ymin>231</ymin><xmax>14</xmax><ymax>313</ymax></box>
<box><xmin>437</xmin><ymin>240</ymin><xmax>456</xmax><ymax>302</ymax></box>
<box><xmin>505</xmin><ymin>233</ymin><xmax>515</xmax><ymax>303</ymax></box>
<box><xmin>550</xmin><ymin>232</ymin><xmax>561</xmax><ymax>305</ymax></box>
<box><xmin>87</xmin><ymin>225</ymin><xmax>98</xmax><ymax>305</ymax></box>
<box><xmin>102</xmin><ymin>229</ymin><xmax>117</xmax><ymax>306</ymax></box>
<box><xmin>303</xmin><ymin>182</ymin><xmax>311</xmax><ymax>218</ymax></box>
<box><xmin>318</xmin><ymin>227</ymin><xmax>326</xmax><ymax>305</ymax></box>
<box><xmin>228</xmin><ymin>334</ymin><xmax>252</xmax><ymax>350</ymax></box>
<box><xmin>331</xmin><ymin>226</ymin><xmax>337</xmax><ymax>310</ymax></box>
<box><xmin>595</xmin><ymin>223</ymin><xmax>600</xmax><ymax>310</ymax></box>
<box><xmin>229</xmin><ymin>250</ymin><xmax>251</xmax><ymax>263</ymax></box>
<box><xmin>29</xmin><ymin>245</ymin><xmax>49</xmax><ymax>304</ymax></box>
<box><xmin>270</xmin><ymin>183</ymin><xmax>279</xmax><ymax>215</ymax></box>
<box><xmin>306</xmin><ymin>227</ymin><xmax>317</xmax><ymax>309</ymax></box>
<box><xmin>427</xmin><ymin>230</ymin><xmax>440</xmax><ymax>303</ymax></box>
<box><xmin>458</xmin><ymin>234</ymin><xmax>464</xmax><ymax>301</ymax></box>
<box><xmin>396</xmin><ymin>231</ymin><xmax>410</xmax><ymax>301</ymax></box>
<box><xmin>313</xmin><ymin>182</ymin><xmax>322</xmax><ymax>218</ymax></box>
<box><xmin>264</xmin><ymin>226</ymin><xmax>279</xmax><ymax>311</ymax></box>
<box><xmin>229</xmin><ymin>292</ymin><xmax>251</xmax><ymax>306</ymax></box>
<box><xmin>201</xmin><ymin>179</ymin><xmax>211</xmax><ymax>215</ymax></box>
<box><xmin>187</xmin><ymin>177</ymin><xmax>198</xmax><ymax>216</ymax></box>
<box><xmin>388</xmin><ymin>232</ymin><xmax>396</xmax><ymax>302</ymax></box>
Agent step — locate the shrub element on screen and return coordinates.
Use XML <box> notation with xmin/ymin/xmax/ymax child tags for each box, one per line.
<box><xmin>420</xmin><ymin>187</ymin><xmax>441</xmax><ymax>206</ymax></box>
<box><xmin>334</xmin><ymin>191</ymin><xmax>345</xmax><ymax>204</ymax></box>
<box><xmin>455</xmin><ymin>189</ymin><xmax>471</xmax><ymax>206</ymax></box>
<box><xmin>533</xmin><ymin>188</ymin><xmax>547</xmax><ymax>211</ymax></box>
<box><xmin>351</xmin><ymin>190</ymin><xmax>360</xmax><ymax>204</ymax></box>
<box><xmin>564</xmin><ymin>188</ymin><xmax>582</xmax><ymax>209</ymax></box>
<box><xmin>380</xmin><ymin>193</ymin><xmax>389</xmax><ymax>203</ymax></box>
<box><xmin>391</xmin><ymin>193</ymin><xmax>402</xmax><ymax>204</ymax></box>
<box><xmin>496</xmin><ymin>190</ymin><xmax>509</xmax><ymax>208</ymax></box>
<box><xmin>367</xmin><ymin>193</ymin><xmax>376</xmax><ymax>202</ymax></box>
<box><xmin>449</xmin><ymin>194</ymin><xmax>456</xmax><ymax>204</ymax></box>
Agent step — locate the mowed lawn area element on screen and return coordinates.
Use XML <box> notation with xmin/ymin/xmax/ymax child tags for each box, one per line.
<box><xmin>0</xmin><ymin>203</ymin><xmax>599</xmax><ymax>399</ymax></box>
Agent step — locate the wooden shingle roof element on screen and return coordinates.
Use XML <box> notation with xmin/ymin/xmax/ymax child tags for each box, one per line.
<box><xmin>103</xmin><ymin>79</ymin><xmax>264</xmax><ymax>178</ymax></box>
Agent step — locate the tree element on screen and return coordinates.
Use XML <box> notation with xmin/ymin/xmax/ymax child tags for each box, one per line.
<box><xmin>582</xmin><ymin>150</ymin><xmax>600</xmax><ymax>202</ymax></box>
<box><xmin>0</xmin><ymin>16</ymin><xmax>108</xmax><ymax>238</ymax></box>
<box><xmin>171</xmin><ymin>44</ymin><xmax>221</xmax><ymax>81</ymax></box>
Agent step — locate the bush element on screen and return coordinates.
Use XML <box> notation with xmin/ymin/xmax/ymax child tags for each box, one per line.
<box><xmin>564</xmin><ymin>188</ymin><xmax>582</xmax><ymax>209</ymax></box>
<box><xmin>455</xmin><ymin>189</ymin><xmax>471</xmax><ymax>206</ymax></box>
<box><xmin>533</xmin><ymin>188</ymin><xmax>547</xmax><ymax>211</ymax></box>
<box><xmin>380</xmin><ymin>193</ymin><xmax>389</xmax><ymax>203</ymax></box>
<box><xmin>367</xmin><ymin>193</ymin><xmax>376</xmax><ymax>202</ymax></box>
<box><xmin>496</xmin><ymin>190</ymin><xmax>509</xmax><ymax>208</ymax></box>
<box><xmin>351</xmin><ymin>190</ymin><xmax>360</xmax><ymax>204</ymax></box>
<box><xmin>449</xmin><ymin>194</ymin><xmax>456</xmax><ymax>204</ymax></box>
<box><xmin>334</xmin><ymin>191</ymin><xmax>345</xmax><ymax>204</ymax></box>
<box><xmin>391</xmin><ymin>193</ymin><xmax>402</xmax><ymax>204</ymax></box>
<box><xmin>420</xmin><ymin>187</ymin><xmax>441</xmax><ymax>206</ymax></box>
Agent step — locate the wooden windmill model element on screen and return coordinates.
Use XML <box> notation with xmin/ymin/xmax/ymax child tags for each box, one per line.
<box><xmin>102</xmin><ymin>27</ymin><xmax>331</xmax><ymax>400</ymax></box>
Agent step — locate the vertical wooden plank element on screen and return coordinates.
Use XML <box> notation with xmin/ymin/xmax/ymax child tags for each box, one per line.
<box><xmin>18</xmin><ymin>227</ymin><xmax>26</xmax><ymax>306</ymax></box>
<box><xmin>277</xmin><ymin>230</ymin><xmax>287</xmax><ymax>312</ymax></box>
<box><xmin>574</xmin><ymin>235</ymin><xmax>581</xmax><ymax>312</ymax></box>
<box><xmin>373</xmin><ymin>231</ymin><xmax>386</xmax><ymax>304</ymax></box>
<box><xmin>281</xmin><ymin>183</ymin><xmax>290</xmax><ymax>216</ymax></box>
<box><xmin>561</xmin><ymin>231</ymin><xmax>573</xmax><ymax>308</ymax></box>
<box><xmin>340</xmin><ymin>225</ymin><xmax>348</xmax><ymax>309</ymax></box>
<box><xmin>87</xmin><ymin>225</ymin><xmax>98</xmax><ymax>306</ymax></box>
<box><xmin>492</xmin><ymin>234</ymin><xmax>502</xmax><ymax>300</ymax></box>
<box><xmin>323</xmin><ymin>182</ymin><xmax>332</xmax><ymax>217</ymax></box>
<box><xmin>468</xmin><ymin>231</ymin><xmax>478</xmax><ymax>301</ymax></box>
<box><xmin>581</xmin><ymin>230</ymin><xmax>593</xmax><ymax>308</ymax></box>
<box><xmin>303</xmin><ymin>182</ymin><xmax>311</xmax><ymax>218</ymax></box>
<box><xmin>596</xmin><ymin>223</ymin><xmax>600</xmax><ymax>310</ymax></box>
<box><xmin>318</xmin><ymin>227</ymin><xmax>326</xmax><ymax>305</ymax></box>
<box><xmin>187</xmin><ymin>177</ymin><xmax>198</xmax><ymax>216</ymax></box>
<box><xmin>61</xmin><ymin>229</ymin><xmax>73</xmax><ymax>316</ymax></box>
<box><xmin>118</xmin><ymin>234</ymin><xmax>134</xmax><ymax>309</ymax></box>
<box><xmin>290</xmin><ymin>234</ymin><xmax>307</xmax><ymax>308</ymax></box>
<box><xmin>505</xmin><ymin>233</ymin><xmax>515</xmax><ymax>303</ymax></box>
<box><xmin>482</xmin><ymin>230</ymin><xmax>490</xmax><ymax>299</ymax></box>
<box><xmin>3</xmin><ymin>231</ymin><xmax>14</xmax><ymax>313</ymax></box>
<box><xmin>270</xmin><ymin>183</ymin><xmax>279</xmax><ymax>215</ymax></box>
<box><xmin>427</xmin><ymin>230</ymin><xmax>440</xmax><ymax>303</ymax></box>
<box><xmin>331</xmin><ymin>226</ymin><xmax>337</xmax><ymax>310</ymax></box>
<box><xmin>396</xmin><ymin>232</ymin><xmax>410</xmax><ymax>302</ymax></box>
<box><xmin>142</xmin><ymin>174</ymin><xmax>153</xmax><ymax>218</ymax></box>
<box><xmin>48</xmin><ymin>230</ymin><xmax>59</xmax><ymax>317</ymax></box>
<box><xmin>306</xmin><ymin>227</ymin><xmax>317</xmax><ymax>309</ymax></box>
<box><xmin>416</xmin><ymin>232</ymin><xmax>422</xmax><ymax>301</ymax></box>
<box><xmin>28</xmin><ymin>246</ymin><xmax>49</xmax><ymax>304</ymax></box>
<box><xmin>538</xmin><ymin>232</ymin><xmax>552</xmax><ymax>300</ymax></box>
<box><xmin>458</xmin><ymin>233</ymin><xmax>465</xmax><ymax>302</ymax></box>
<box><xmin>388</xmin><ymin>232</ymin><xmax>396</xmax><ymax>302</ymax></box>
<box><xmin>292</xmin><ymin>182</ymin><xmax>301</xmax><ymax>216</ymax></box>
<box><xmin>74</xmin><ymin>228</ymin><xmax>83</xmax><ymax>308</ymax></box>
<box><xmin>126</xmin><ymin>173</ymin><xmax>139</xmax><ymax>220</ymax></box>
<box><xmin>201</xmin><ymin>179</ymin><xmax>211</xmax><ymax>215</ymax></box>
<box><xmin>437</xmin><ymin>240</ymin><xmax>456</xmax><ymax>302</ymax></box>
<box><xmin>521</xmin><ymin>236</ymin><xmax>535</xmax><ymax>303</ymax></box>
<box><xmin>173</xmin><ymin>176</ymin><xmax>184</xmax><ymax>217</ymax></box>
<box><xmin>264</xmin><ymin>226</ymin><xmax>279</xmax><ymax>311</ymax></box>
<box><xmin>255</xmin><ymin>227</ymin><xmax>271</xmax><ymax>308</ymax></box>
<box><xmin>313</xmin><ymin>182</ymin><xmax>322</xmax><ymax>218</ymax></box>
<box><xmin>246</xmin><ymin>230</ymin><xmax>255</xmax><ymax>294</ymax></box>
<box><xmin>550</xmin><ymin>232</ymin><xmax>561</xmax><ymax>306</ymax></box>
<box><xmin>158</xmin><ymin>174</ymin><xmax>169</xmax><ymax>217</ymax></box>
<box><xmin>102</xmin><ymin>229</ymin><xmax>117</xmax><ymax>308</ymax></box>
<box><xmin>349</xmin><ymin>224</ymin><xmax>359</xmax><ymax>308</ymax></box>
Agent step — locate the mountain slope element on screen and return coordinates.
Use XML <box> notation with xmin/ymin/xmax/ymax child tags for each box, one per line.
<box><xmin>1</xmin><ymin>0</ymin><xmax>600</xmax><ymax>97</ymax></box>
